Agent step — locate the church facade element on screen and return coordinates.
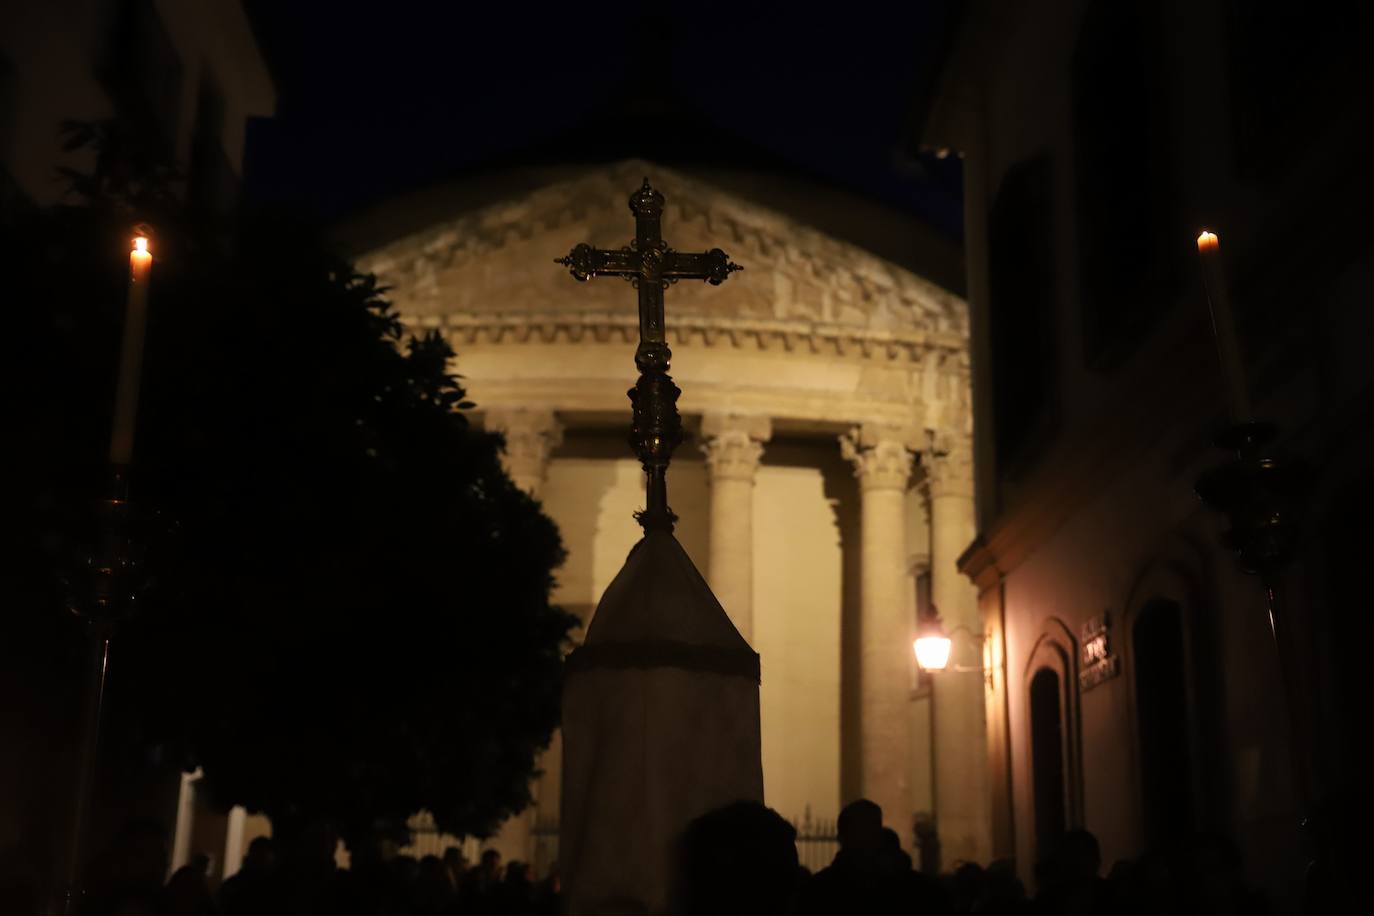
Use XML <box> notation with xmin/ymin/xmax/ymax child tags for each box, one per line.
<box><xmin>355</xmin><ymin>162</ymin><xmax>990</xmax><ymax>868</ymax></box>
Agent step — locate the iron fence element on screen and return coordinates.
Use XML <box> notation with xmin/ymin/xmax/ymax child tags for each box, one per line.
<box><xmin>398</xmin><ymin>809</ymin><xmax>840</xmax><ymax>878</ymax></box>
<box><xmin>791</xmin><ymin>813</ymin><xmax>838</xmax><ymax>873</ymax></box>
<box><xmin>398</xmin><ymin>812</ymin><xmax>481</xmax><ymax>863</ymax></box>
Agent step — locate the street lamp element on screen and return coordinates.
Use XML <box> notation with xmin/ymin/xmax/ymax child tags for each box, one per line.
<box><xmin>913</xmin><ymin>607</ymin><xmax>984</xmax><ymax>674</ymax></box>
<box><xmin>914</xmin><ymin>618</ymin><xmax>953</xmax><ymax>672</ymax></box>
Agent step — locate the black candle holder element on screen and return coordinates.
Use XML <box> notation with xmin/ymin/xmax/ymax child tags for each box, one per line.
<box><xmin>1195</xmin><ymin>420</ymin><xmax>1337</xmax><ymax>910</ymax></box>
<box><xmin>56</xmin><ymin>467</ymin><xmax>161</xmax><ymax>916</ymax></box>
<box><xmin>1195</xmin><ymin>421</ymin><xmax>1305</xmax><ymax>577</ymax></box>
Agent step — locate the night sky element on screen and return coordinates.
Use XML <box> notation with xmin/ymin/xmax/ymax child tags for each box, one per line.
<box><xmin>242</xmin><ymin>0</ymin><xmax>965</xmax><ymax>238</ymax></box>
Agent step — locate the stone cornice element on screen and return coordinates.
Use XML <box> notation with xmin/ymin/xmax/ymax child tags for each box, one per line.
<box><xmin>360</xmin><ymin>160</ymin><xmax>968</xmax><ymax>339</ymax></box>
<box><xmin>956</xmin><ymin>535</ymin><xmax>1003</xmax><ymax>593</ymax></box>
<box><xmin>411</xmin><ymin>311</ymin><xmax>967</xmax><ymax>366</ymax></box>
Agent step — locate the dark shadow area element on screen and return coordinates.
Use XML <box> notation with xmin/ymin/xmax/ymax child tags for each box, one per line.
<box><xmin>1029</xmin><ymin>669</ymin><xmax>1066</xmax><ymax>863</ymax></box>
<box><xmin>1133</xmin><ymin>600</ymin><xmax>1195</xmax><ymax>846</ymax></box>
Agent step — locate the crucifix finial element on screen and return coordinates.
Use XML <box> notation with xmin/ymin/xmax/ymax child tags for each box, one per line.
<box><xmin>555</xmin><ymin>179</ymin><xmax>743</xmax><ymax>532</ymax></box>
<box><xmin>629</xmin><ymin>178</ymin><xmax>664</xmax><ymax>218</ymax></box>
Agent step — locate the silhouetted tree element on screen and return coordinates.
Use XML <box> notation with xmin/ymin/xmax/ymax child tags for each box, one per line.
<box><xmin>9</xmin><ymin>120</ymin><xmax>576</xmax><ymax>853</ymax></box>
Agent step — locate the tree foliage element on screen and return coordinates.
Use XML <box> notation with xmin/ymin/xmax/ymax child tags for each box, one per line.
<box><xmin>9</xmin><ymin>121</ymin><xmax>576</xmax><ymax>845</ymax></box>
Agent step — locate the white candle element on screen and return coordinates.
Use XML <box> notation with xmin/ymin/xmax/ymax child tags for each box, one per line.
<box><xmin>110</xmin><ymin>236</ymin><xmax>152</xmax><ymax>465</ymax></box>
<box><xmin>1196</xmin><ymin>230</ymin><xmax>1251</xmax><ymax>423</ymax></box>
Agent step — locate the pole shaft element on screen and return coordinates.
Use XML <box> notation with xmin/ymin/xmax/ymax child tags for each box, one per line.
<box><xmin>1262</xmin><ymin>578</ymin><xmax>1314</xmax><ymax>809</ymax></box>
<box><xmin>61</xmin><ymin>632</ymin><xmax>111</xmax><ymax>916</ymax></box>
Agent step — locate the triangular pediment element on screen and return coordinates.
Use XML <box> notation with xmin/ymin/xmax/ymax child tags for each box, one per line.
<box><xmin>356</xmin><ymin>160</ymin><xmax>967</xmax><ymax>339</ymax></box>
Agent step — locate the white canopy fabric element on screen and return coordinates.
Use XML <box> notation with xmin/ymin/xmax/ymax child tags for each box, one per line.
<box><xmin>561</xmin><ymin>530</ymin><xmax>763</xmax><ymax>916</ymax></box>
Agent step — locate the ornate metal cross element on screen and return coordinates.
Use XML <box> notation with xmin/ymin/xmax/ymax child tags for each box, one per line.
<box><xmin>557</xmin><ymin>179</ymin><xmax>742</xmax><ymax>532</ymax></box>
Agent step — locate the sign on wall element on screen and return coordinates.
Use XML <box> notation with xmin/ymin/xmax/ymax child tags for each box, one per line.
<box><xmin>1079</xmin><ymin>612</ymin><xmax>1120</xmax><ymax>692</ymax></box>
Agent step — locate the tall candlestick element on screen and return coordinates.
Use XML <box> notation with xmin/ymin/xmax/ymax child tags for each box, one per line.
<box><xmin>110</xmin><ymin>235</ymin><xmax>152</xmax><ymax>466</ymax></box>
<box><xmin>1196</xmin><ymin>230</ymin><xmax>1252</xmax><ymax>423</ymax></box>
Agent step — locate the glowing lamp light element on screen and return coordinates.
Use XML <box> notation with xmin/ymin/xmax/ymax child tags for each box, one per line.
<box><xmin>133</xmin><ymin>236</ymin><xmax>149</xmax><ymax>254</ymax></box>
<box><xmin>914</xmin><ymin>633</ymin><xmax>952</xmax><ymax>672</ymax></box>
<box><xmin>1196</xmin><ymin>229</ymin><xmax>1218</xmax><ymax>253</ymax></box>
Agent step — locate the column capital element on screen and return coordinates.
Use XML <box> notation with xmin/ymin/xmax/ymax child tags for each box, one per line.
<box><xmin>700</xmin><ymin>413</ymin><xmax>771</xmax><ymax>483</ymax></box>
<box><xmin>840</xmin><ymin>424</ymin><xmax>915</xmax><ymax>491</ymax></box>
<box><xmin>923</xmin><ymin>429</ymin><xmax>974</xmax><ymax>500</ymax></box>
<box><xmin>486</xmin><ymin>407</ymin><xmax>563</xmax><ymax>495</ymax></box>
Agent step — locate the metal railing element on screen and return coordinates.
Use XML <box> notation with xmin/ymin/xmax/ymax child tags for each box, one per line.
<box><xmin>399</xmin><ymin>812</ymin><xmax>481</xmax><ymax>862</ymax></box>
<box><xmin>531</xmin><ymin>814</ymin><xmax>560</xmax><ymax>880</ymax></box>
<box><xmin>791</xmin><ymin>812</ymin><xmax>839</xmax><ymax>873</ymax></box>
<box><xmin>398</xmin><ymin>809</ymin><xmax>840</xmax><ymax>877</ymax></box>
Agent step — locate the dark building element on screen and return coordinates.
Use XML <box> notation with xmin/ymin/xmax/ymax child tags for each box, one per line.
<box><xmin>0</xmin><ymin>0</ymin><xmax>274</xmax><ymax>892</ymax></box>
<box><xmin>922</xmin><ymin>1</ymin><xmax>1374</xmax><ymax>909</ymax></box>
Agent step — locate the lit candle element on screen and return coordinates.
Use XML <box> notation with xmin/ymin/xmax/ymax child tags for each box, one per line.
<box><xmin>1196</xmin><ymin>230</ymin><xmax>1252</xmax><ymax>423</ymax></box>
<box><xmin>109</xmin><ymin>235</ymin><xmax>152</xmax><ymax>465</ymax></box>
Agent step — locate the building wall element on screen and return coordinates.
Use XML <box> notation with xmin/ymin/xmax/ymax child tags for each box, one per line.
<box><xmin>0</xmin><ymin>1</ymin><xmax>273</xmax><ymax>899</ymax></box>
<box><xmin>0</xmin><ymin>0</ymin><xmax>273</xmax><ymax>205</ymax></box>
<box><xmin>929</xmin><ymin>0</ymin><xmax>1374</xmax><ymax>908</ymax></box>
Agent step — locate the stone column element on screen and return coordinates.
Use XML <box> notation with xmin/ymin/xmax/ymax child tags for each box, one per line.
<box><xmin>486</xmin><ymin>408</ymin><xmax>563</xmax><ymax>498</ymax></box>
<box><xmin>700</xmin><ymin>413</ymin><xmax>771</xmax><ymax>641</ymax></box>
<box><xmin>483</xmin><ymin>407</ymin><xmax>562</xmax><ymax>864</ymax></box>
<box><xmin>841</xmin><ymin>424</ymin><xmax>915</xmax><ymax>845</ymax></box>
<box><xmin>925</xmin><ymin>432</ymin><xmax>991</xmax><ymax>862</ymax></box>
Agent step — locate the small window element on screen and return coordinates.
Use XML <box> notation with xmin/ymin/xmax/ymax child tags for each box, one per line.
<box><xmin>98</xmin><ymin>0</ymin><xmax>185</xmax><ymax>153</ymax></box>
<box><xmin>189</xmin><ymin>76</ymin><xmax>238</xmax><ymax>218</ymax></box>
<box><xmin>988</xmin><ymin>153</ymin><xmax>1058</xmax><ymax>485</ymax></box>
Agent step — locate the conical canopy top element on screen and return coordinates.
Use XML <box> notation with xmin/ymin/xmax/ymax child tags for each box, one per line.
<box><xmin>571</xmin><ymin>530</ymin><xmax>756</xmax><ymax>680</ymax></box>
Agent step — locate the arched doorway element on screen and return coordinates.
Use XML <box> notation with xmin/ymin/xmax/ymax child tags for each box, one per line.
<box><xmin>1029</xmin><ymin>667</ymin><xmax>1067</xmax><ymax>858</ymax></box>
<box><xmin>1132</xmin><ymin>598</ymin><xmax>1194</xmax><ymax>844</ymax></box>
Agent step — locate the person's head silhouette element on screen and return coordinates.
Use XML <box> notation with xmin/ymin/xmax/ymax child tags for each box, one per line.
<box><xmin>836</xmin><ymin>799</ymin><xmax>883</xmax><ymax>857</ymax></box>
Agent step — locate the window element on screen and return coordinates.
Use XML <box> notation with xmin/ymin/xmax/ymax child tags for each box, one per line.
<box><xmin>987</xmin><ymin>153</ymin><xmax>1058</xmax><ymax>484</ymax></box>
<box><xmin>98</xmin><ymin>0</ymin><xmax>185</xmax><ymax>153</ymax></box>
<box><xmin>1072</xmin><ymin>0</ymin><xmax>1182</xmax><ymax>370</ymax></box>
<box><xmin>913</xmin><ymin>567</ymin><xmax>934</xmax><ymax>691</ymax></box>
<box><xmin>188</xmin><ymin>76</ymin><xmax>238</xmax><ymax>218</ymax></box>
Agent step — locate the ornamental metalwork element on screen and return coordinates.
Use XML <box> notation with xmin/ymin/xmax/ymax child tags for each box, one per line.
<box><xmin>556</xmin><ymin>179</ymin><xmax>742</xmax><ymax>531</ymax></box>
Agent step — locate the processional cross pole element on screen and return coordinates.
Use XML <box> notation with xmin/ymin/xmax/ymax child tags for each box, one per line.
<box><xmin>557</xmin><ymin>179</ymin><xmax>741</xmax><ymax>531</ymax></box>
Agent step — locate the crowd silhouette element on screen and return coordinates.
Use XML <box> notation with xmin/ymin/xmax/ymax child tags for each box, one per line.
<box><xmin>66</xmin><ymin>818</ymin><xmax>558</xmax><ymax>916</ymax></box>
<box><xmin>55</xmin><ymin>798</ymin><xmax>1275</xmax><ymax>916</ymax></box>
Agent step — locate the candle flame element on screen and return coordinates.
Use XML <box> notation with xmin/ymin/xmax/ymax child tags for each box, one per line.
<box><xmin>1197</xmin><ymin>230</ymin><xmax>1219</xmax><ymax>252</ymax></box>
<box><xmin>133</xmin><ymin>237</ymin><xmax>149</xmax><ymax>254</ymax></box>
